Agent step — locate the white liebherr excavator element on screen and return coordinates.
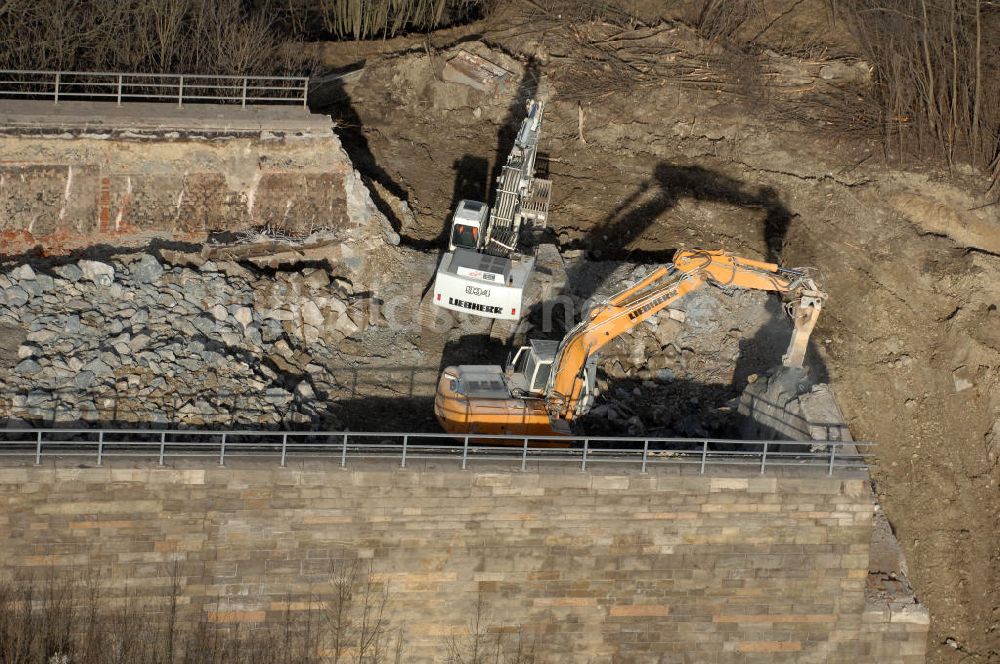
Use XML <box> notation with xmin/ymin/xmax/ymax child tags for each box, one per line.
<box><xmin>429</xmin><ymin>99</ymin><xmax>553</xmax><ymax>321</ymax></box>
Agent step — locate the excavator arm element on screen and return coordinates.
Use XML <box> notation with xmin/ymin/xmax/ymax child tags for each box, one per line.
<box><xmin>544</xmin><ymin>248</ymin><xmax>826</xmax><ymax>423</ymax></box>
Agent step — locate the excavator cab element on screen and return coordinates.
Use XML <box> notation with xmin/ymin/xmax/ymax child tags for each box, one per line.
<box><xmin>448</xmin><ymin>200</ymin><xmax>488</xmax><ymax>252</ymax></box>
<box><xmin>505</xmin><ymin>340</ymin><xmax>599</xmax><ymax>416</ymax></box>
<box><xmin>505</xmin><ymin>340</ymin><xmax>558</xmax><ymax>396</ymax></box>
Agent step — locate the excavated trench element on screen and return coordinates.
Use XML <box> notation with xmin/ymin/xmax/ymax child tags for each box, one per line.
<box><xmin>329</xmin><ymin>101</ymin><xmax>813</xmax><ymax>438</ymax></box>
<box><xmin>316</xmin><ymin>50</ymin><xmax>825</xmax><ymax>440</ymax></box>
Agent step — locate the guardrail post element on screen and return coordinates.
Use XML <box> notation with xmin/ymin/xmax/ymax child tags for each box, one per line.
<box><xmin>219</xmin><ymin>433</ymin><xmax>226</xmax><ymax>466</ymax></box>
<box><xmin>828</xmin><ymin>443</ymin><xmax>837</xmax><ymax>476</ymax></box>
<box><xmin>640</xmin><ymin>440</ymin><xmax>649</xmax><ymax>473</ymax></box>
<box><xmin>280</xmin><ymin>434</ymin><xmax>288</xmax><ymax>467</ymax></box>
<box><xmin>35</xmin><ymin>430</ymin><xmax>42</xmax><ymax>465</ymax></box>
<box><xmin>241</xmin><ymin>78</ymin><xmax>248</xmax><ymax>108</ymax></box>
<box><xmin>521</xmin><ymin>438</ymin><xmax>528</xmax><ymax>472</ymax></box>
<box><xmin>96</xmin><ymin>431</ymin><xmax>104</xmax><ymax>466</ymax></box>
<box><xmin>760</xmin><ymin>441</ymin><xmax>768</xmax><ymax>475</ymax></box>
<box><xmin>302</xmin><ymin>79</ymin><xmax>308</xmax><ymax>107</ymax></box>
<box><xmin>700</xmin><ymin>440</ymin><xmax>708</xmax><ymax>474</ymax></box>
<box><xmin>461</xmin><ymin>436</ymin><xmax>469</xmax><ymax>470</ymax></box>
<box><xmin>178</xmin><ymin>75</ymin><xmax>184</xmax><ymax>107</ymax></box>
<box><xmin>401</xmin><ymin>435</ymin><xmax>408</xmax><ymax>468</ymax></box>
<box><xmin>581</xmin><ymin>439</ymin><xmax>589</xmax><ymax>472</ymax></box>
<box><xmin>340</xmin><ymin>433</ymin><xmax>348</xmax><ymax>468</ymax></box>
<box><xmin>159</xmin><ymin>432</ymin><xmax>166</xmax><ymax>466</ymax></box>
<box><xmin>117</xmin><ymin>74</ymin><xmax>123</xmax><ymax>105</ymax></box>
<box><xmin>53</xmin><ymin>72</ymin><xmax>60</xmax><ymax>104</ymax></box>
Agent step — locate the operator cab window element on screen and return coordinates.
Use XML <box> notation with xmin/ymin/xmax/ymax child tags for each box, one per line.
<box><xmin>531</xmin><ymin>362</ymin><xmax>551</xmax><ymax>393</ymax></box>
<box><xmin>451</xmin><ymin>223</ymin><xmax>479</xmax><ymax>250</ymax></box>
<box><xmin>518</xmin><ymin>351</ymin><xmax>537</xmax><ymax>384</ymax></box>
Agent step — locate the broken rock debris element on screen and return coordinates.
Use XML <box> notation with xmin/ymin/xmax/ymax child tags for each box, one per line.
<box><xmin>0</xmin><ymin>251</ymin><xmax>380</xmax><ymax>428</ymax></box>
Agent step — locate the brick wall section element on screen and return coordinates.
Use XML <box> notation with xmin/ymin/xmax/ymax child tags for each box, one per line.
<box><xmin>0</xmin><ymin>135</ymin><xmax>353</xmax><ymax>250</ymax></box>
<box><xmin>0</xmin><ymin>463</ymin><xmax>925</xmax><ymax>662</ymax></box>
<box><xmin>0</xmin><ymin>165</ymin><xmax>101</xmax><ymax>237</ymax></box>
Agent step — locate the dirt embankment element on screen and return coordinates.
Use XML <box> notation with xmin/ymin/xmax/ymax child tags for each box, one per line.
<box><xmin>311</xmin><ymin>5</ymin><xmax>999</xmax><ymax>662</ymax></box>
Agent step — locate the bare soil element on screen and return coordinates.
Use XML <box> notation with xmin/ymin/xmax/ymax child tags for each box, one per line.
<box><xmin>310</xmin><ymin>3</ymin><xmax>1000</xmax><ymax>662</ymax></box>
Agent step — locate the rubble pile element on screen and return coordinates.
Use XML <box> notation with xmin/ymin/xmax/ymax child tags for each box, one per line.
<box><xmin>0</xmin><ymin>252</ymin><xmax>381</xmax><ymax>429</ymax></box>
<box><xmin>600</xmin><ymin>286</ymin><xmax>776</xmax><ymax>382</ymax></box>
<box><xmin>576</xmin><ymin>263</ymin><xmax>794</xmax><ymax>438</ymax></box>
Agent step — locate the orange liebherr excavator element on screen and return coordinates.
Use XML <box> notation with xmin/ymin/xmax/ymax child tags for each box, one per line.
<box><xmin>434</xmin><ymin>248</ymin><xmax>826</xmax><ymax>437</ymax></box>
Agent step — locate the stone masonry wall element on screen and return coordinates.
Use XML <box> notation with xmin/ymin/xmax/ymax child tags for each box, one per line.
<box><xmin>0</xmin><ymin>462</ymin><xmax>925</xmax><ymax>663</ymax></box>
<box><xmin>0</xmin><ymin>130</ymin><xmax>372</xmax><ymax>253</ymax></box>
<box><xmin>862</xmin><ymin>606</ymin><xmax>930</xmax><ymax>663</ymax></box>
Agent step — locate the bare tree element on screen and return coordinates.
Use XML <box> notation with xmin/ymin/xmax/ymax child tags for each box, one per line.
<box><xmin>322</xmin><ymin>558</ymin><xmax>400</xmax><ymax>664</ymax></box>
<box><xmin>446</xmin><ymin>591</ymin><xmax>536</xmax><ymax>664</ymax></box>
<box><xmin>843</xmin><ymin>0</ymin><xmax>1000</xmax><ymax>194</ymax></box>
<box><xmin>0</xmin><ymin>0</ymin><xmax>304</xmax><ymax>76</ymax></box>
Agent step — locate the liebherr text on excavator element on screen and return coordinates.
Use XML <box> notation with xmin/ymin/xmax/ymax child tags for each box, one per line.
<box><xmin>434</xmin><ymin>248</ymin><xmax>827</xmax><ymax>437</ymax></box>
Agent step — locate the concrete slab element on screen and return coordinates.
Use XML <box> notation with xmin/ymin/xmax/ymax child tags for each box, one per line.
<box><xmin>0</xmin><ymin>100</ymin><xmax>333</xmax><ymax>136</ymax></box>
<box><xmin>799</xmin><ymin>384</ymin><xmax>853</xmax><ymax>442</ymax></box>
<box><xmin>441</xmin><ymin>50</ymin><xmax>511</xmax><ymax>92</ymax></box>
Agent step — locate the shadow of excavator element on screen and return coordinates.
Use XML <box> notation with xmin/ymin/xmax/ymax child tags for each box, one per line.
<box><xmin>515</xmin><ymin>161</ymin><xmax>798</xmax><ymax>341</ymax></box>
<box><xmin>437</xmin><ymin>159</ymin><xmax>800</xmax><ymax>353</ymax></box>
<box><xmin>570</xmin><ymin>162</ymin><xmax>793</xmax><ymax>264</ymax></box>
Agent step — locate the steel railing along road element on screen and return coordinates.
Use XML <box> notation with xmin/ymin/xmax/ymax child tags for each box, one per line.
<box><xmin>0</xmin><ymin>429</ymin><xmax>872</xmax><ymax>476</ymax></box>
<box><xmin>0</xmin><ymin>70</ymin><xmax>309</xmax><ymax>107</ymax></box>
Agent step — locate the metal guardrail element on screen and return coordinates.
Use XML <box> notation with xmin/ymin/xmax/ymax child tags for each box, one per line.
<box><xmin>0</xmin><ymin>429</ymin><xmax>872</xmax><ymax>476</ymax></box>
<box><xmin>0</xmin><ymin>70</ymin><xmax>309</xmax><ymax>107</ymax></box>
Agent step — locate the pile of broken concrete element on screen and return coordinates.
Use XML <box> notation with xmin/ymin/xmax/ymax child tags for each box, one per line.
<box><xmin>572</xmin><ymin>263</ymin><xmax>800</xmax><ymax>438</ymax></box>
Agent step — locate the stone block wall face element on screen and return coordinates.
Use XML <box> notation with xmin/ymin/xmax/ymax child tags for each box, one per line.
<box><xmin>861</xmin><ymin>609</ymin><xmax>930</xmax><ymax>664</ymax></box>
<box><xmin>0</xmin><ymin>465</ymin><xmax>926</xmax><ymax>663</ymax></box>
<box><xmin>0</xmin><ymin>135</ymin><xmax>354</xmax><ymax>250</ymax></box>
